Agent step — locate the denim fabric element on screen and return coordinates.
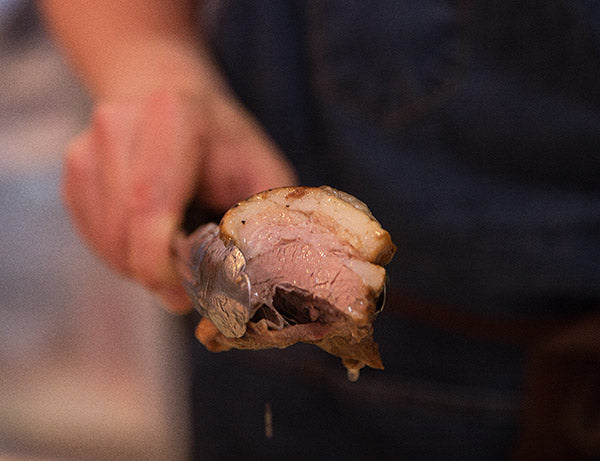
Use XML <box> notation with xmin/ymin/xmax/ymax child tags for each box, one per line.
<box><xmin>190</xmin><ymin>1</ymin><xmax>600</xmax><ymax>459</ymax></box>
<box><xmin>190</xmin><ymin>311</ymin><xmax>522</xmax><ymax>461</ymax></box>
<box><xmin>208</xmin><ymin>0</ymin><xmax>600</xmax><ymax>314</ymax></box>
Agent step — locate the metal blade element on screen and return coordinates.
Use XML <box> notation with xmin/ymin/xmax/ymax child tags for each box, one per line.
<box><xmin>173</xmin><ymin>223</ymin><xmax>251</xmax><ymax>338</ymax></box>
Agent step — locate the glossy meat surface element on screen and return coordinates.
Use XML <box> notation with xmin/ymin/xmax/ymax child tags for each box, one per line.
<box><xmin>193</xmin><ymin>186</ymin><xmax>396</xmax><ymax>371</ymax></box>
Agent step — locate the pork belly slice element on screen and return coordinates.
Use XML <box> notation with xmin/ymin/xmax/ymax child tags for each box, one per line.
<box><xmin>195</xmin><ymin>186</ymin><xmax>396</xmax><ymax>372</ymax></box>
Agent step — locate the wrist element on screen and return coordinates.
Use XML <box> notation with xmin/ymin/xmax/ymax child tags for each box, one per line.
<box><xmin>87</xmin><ymin>37</ymin><xmax>228</xmax><ymax>102</ymax></box>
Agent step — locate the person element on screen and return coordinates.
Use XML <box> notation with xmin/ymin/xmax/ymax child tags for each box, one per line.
<box><xmin>40</xmin><ymin>1</ymin><xmax>600</xmax><ymax>459</ymax></box>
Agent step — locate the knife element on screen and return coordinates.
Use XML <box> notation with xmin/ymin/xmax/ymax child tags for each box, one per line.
<box><xmin>172</xmin><ymin>204</ymin><xmax>253</xmax><ymax>338</ymax></box>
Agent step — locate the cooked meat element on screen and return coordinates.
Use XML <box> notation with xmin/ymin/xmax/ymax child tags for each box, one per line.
<box><xmin>193</xmin><ymin>186</ymin><xmax>396</xmax><ymax>373</ymax></box>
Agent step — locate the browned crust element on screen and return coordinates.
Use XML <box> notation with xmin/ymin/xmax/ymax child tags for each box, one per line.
<box><xmin>284</xmin><ymin>186</ymin><xmax>310</xmax><ymax>199</ymax></box>
<box><xmin>219</xmin><ymin>186</ymin><xmax>396</xmax><ymax>265</ymax></box>
<box><xmin>375</xmin><ymin>235</ymin><xmax>397</xmax><ymax>266</ymax></box>
<box><xmin>203</xmin><ymin>186</ymin><xmax>393</xmax><ymax>370</ymax></box>
<box><xmin>195</xmin><ymin>317</ymin><xmax>384</xmax><ymax>370</ymax></box>
<box><xmin>196</xmin><ymin>317</ymin><xmax>333</xmax><ymax>351</ymax></box>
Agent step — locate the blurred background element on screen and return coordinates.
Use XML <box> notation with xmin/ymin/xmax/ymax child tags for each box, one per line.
<box><xmin>0</xmin><ymin>1</ymin><xmax>191</xmax><ymax>459</ymax></box>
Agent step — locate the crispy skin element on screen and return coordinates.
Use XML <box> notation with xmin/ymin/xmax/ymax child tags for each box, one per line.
<box><xmin>195</xmin><ymin>186</ymin><xmax>395</xmax><ymax>371</ymax></box>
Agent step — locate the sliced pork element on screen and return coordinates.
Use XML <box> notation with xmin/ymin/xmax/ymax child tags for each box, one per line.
<box><xmin>190</xmin><ymin>186</ymin><xmax>396</xmax><ymax>373</ymax></box>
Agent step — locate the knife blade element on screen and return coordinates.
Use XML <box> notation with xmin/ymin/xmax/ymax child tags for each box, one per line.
<box><xmin>173</xmin><ymin>222</ymin><xmax>252</xmax><ymax>338</ymax></box>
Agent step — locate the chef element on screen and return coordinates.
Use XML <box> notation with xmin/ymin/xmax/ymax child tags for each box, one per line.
<box><xmin>40</xmin><ymin>1</ymin><xmax>600</xmax><ymax>459</ymax></box>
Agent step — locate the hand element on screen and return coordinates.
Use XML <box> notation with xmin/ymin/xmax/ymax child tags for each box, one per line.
<box><xmin>63</xmin><ymin>89</ymin><xmax>297</xmax><ymax>313</ymax></box>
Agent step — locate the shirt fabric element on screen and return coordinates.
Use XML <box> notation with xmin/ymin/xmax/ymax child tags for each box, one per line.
<box><xmin>189</xmin><ymin>1</ymin><xmax>600</xmax><ymax>459</ymax></box>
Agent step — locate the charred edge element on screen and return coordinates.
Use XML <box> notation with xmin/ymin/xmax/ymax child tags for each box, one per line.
<box><xmin>375</xmin><ymin>239</ymin><xmax>397</xmax><ymax>266</ymax></box>
<box><xmin>285</xmin><ymin>187</ymin><xmax>309</xmax><ymax>200</ymax></box>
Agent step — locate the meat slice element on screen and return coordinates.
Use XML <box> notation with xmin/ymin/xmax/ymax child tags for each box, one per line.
<box><xmin>194</xmin><ymin>186</ymin><xmax>396</xmax><ymax>373</ymax></box>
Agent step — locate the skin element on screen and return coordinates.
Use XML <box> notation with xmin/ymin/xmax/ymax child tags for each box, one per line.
<box><xmin>38</xmin><ymin>0</ymin><xmax>298</xmax><ymax>313</ymax></box>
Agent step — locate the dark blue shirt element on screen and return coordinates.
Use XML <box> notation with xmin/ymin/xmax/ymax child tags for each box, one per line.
<box><xmin>190</xmin><ymin>3</ymin><xmax>600</xmax><ymax>459</ymax></box>
<box><xmin>205</xmin><ymin>0</ymin><xmax>600</xmax><ymax>317</ymax></box>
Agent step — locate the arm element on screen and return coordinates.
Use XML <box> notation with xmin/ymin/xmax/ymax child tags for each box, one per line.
<box><xmin>39</xmin><ymin>1</ymin><xmax>297</xmax><ymax>313</ymax></box>
<box><xmin>39</xmin><ymin>0</ymin><xmax>219</xmax><ymax>99</ymax></box>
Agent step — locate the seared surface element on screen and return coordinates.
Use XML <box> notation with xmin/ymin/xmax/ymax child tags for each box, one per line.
<box><xmin>195</xmin><ymin>186</ymin><xmax>395</xmax><ymax>371</ymax></box>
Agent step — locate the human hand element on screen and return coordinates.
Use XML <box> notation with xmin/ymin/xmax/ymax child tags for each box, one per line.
<box><xmin>63</xmin><ymin>89</ymin><xmax>297</xmax><ymax>313</ymax></box>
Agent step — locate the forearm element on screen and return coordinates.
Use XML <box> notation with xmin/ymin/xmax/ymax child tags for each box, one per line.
<box><xmin>38</xmin><ymin>0</ymin><xmax>224</xmax><ymax>100</ymax></box>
